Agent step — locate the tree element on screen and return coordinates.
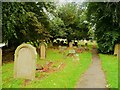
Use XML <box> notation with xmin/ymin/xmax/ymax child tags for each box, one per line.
<box><xmin>87</xmin><ymin>2</ymin><xmax>120</xmax><ymax>54</ymax></box>
<box><xmin>2</xmin><ymin>2</ymin><xmax>55</xmax><ymax>47</ymax></box>
<box><xmin>57</xmin><ymin>2</ymin><xmax>89</xmax><ymax>42</ymax></box>
<box><xmin>49</xmin><ymin>16</ymin><xmax>66</xmax><ymax>39</ymax></box>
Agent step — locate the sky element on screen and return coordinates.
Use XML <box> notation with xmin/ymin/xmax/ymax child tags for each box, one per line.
<box><xmin>55</xmin><ymin>0</ymin><xmax>85</xmax><ymax>6</ymax></box>
<box><xmin>56</xmin><ymin>0</ymin><xmax>120</xmax><ymax>4</ymax></box>
<box><xmin>57</xmin><ymin>0</ymin><xmax>85</xmax><ymax>5</ymax></box>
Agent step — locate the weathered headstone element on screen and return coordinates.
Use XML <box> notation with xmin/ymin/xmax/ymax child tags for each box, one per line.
<box><xmin>14</xmin><ymin>43</ymin><xmax>37</xmax><ymax>80</ymax></box>
<box><xmin>114</xmin><ymin>44</ymin><xmax>118</xmax><ymax>55</ymax></box>
<box><xmin>59</xmin><ymin>45</ymin><xmax>62</xmax><ymax>53</ymax></box>
<box><xmin>69</xmin><ymin>49</ymin><xmax>76</xmax><ymax>54</ymax></box>
<box><xmin>69</xmin><ymin>42</ymin><xmax>73</xmax><ymax>48</ymax></box>
<box><xmin>117</xmin><ymin>44</ymin><xmax>120</xmax><ymax>60</ymax></box>
<box><xmin>40</xmin><ymin>42</ymin><xmax>46</xmax><ymax>59</ymax></box>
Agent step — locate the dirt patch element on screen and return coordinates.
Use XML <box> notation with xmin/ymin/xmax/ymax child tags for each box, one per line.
<box><xmin>36</xmin><ymin>62</ymin><xmax>66</xmax><ymax>79</ymax></box>
<box><xmin>75</xmin><ymin>49</ymin><xmax>83</xmax><ymax>53</ymax></box>
<box><xmin>36</xmin><ymin>61</ymin><xmax>66</xmax><ymax>72</ymax></box>
<box><xmin>23</xmin><ymin>79</ymin><xmax>31</xmax><ymax>86</ymax></box>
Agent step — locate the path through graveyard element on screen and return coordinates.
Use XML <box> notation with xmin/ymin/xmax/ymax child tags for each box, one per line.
<box><xmin>76</xmin><ymin>46</ymin><xmax>108</xmax><ymax>88</ymax></box>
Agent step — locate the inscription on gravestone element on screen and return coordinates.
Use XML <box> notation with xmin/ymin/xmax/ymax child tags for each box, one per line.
<box><xmin>14</xmin><ymin>44</ymin><xmax>37</xmax><ymax>80</ymax></box>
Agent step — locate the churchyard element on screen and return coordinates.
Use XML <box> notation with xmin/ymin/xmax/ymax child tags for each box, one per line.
<box><xmin>2</xmin><ymin>40</ymin><xmax>93</xmax><ymax>88</ymax></box>
<box><xmin>1</xmin><ymin>1</ymin><xmax>119</xmax><ymax>89</ymax></box>
<box><xmin>1</xmin><ymin>40</ymin><xmax>118</xmax><ymax>88</ymax></box>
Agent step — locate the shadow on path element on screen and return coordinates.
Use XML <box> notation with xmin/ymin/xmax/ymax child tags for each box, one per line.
<box><xmin>75</xmin><ymin>46</ymin><xmax>108</xmax><ymax>89</ymax></box>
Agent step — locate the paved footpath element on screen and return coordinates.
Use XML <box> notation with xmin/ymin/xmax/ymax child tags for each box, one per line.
<box><xmin>76</xmin><ymin>47</ymin><xmax>108</xmax><ymax>88</ymax></box>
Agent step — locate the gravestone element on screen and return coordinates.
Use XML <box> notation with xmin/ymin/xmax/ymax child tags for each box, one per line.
<box><xmin>59</xmin><ymin>45</ymin><xmax>62</xmax><ymax>53</ymax></box>
<box><xmin>69</xmin><ymin>49</ymin><xmax>75</xmax><ymax>54</ymax></box>
<box><xmin>114</xmin><ymin>44</ymin><xmax>118</xmax><ymax>55</ymax></box>
<box><xmin>14</xmin><ymin>43</ymin><xmax>37</xmax><ymax>80</ymax></box>
<box><xmin>118</xmin><ymin>44</ymin><xmax>120</xmax><ymax>60</ymax></box>
<box><xmin>78</xmin><ymin>41</ymin><xmax>81</xmax><ymax>48</ymax></box>
<box><xmin>40</xmin><ymin>42</ymin><xmax>46</xmax><ymax>59</ymax></box>
<box><xmin>69</xmin><ymin>42</ymin><xmax>73</xmax><ymax>48</ymax></box>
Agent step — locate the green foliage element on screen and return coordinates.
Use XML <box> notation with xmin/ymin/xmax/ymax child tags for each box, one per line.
<box><xmin>87</xmin><ymin>2</ymin><xmax>120</xmax><ymax>53</ymax></box>
<box><xmin>2</xmin><ymin>2</ymin><xmax>54</xmax><ymax>47</ymax></box>
<box><xmin>49</xmin><ymin>16</ymin><xmax>66</xmax><ymax>39</ymax></box>
<box><xmin>2</xmin><ymin>2</ymin><xmax>90</xmax><ymax>47</ymax></box>
<box><xmin>57</xmin><ymin>2</ymin><xmax>90</xmax><ymax>41</ymax></box>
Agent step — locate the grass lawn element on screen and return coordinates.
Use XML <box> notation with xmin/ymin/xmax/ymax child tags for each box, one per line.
<box><xmin>2</xmin><ymin>47</ymin><xmax>92</xmax><ymax>88</ymax></box>
<box><xmin>99</xmin><ymin>54</ymin><xmax>118</xmax><ymax>88</ymax></box>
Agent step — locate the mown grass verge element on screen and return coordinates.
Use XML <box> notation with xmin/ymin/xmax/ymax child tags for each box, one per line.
<box><xmin>99</xmin><ymin>54</ymin><xmax>118</xmax><ymax>88</ymax></box>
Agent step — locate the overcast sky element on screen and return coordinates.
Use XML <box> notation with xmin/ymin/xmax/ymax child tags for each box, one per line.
<box><xmin>56</xmin><ymin>0</ymin><xmax>85</xmax><ymax>5</ymax></box>
<box><xmin>56</xmin><ymin>0</ymin><xmax>120</xmax><ymax>4</ymax></box>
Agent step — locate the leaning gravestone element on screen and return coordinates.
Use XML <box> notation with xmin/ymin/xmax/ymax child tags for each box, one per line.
<box><xmin>40</xmin><ymin>42</ymin><xmax>46</xmax><ymax>59</ymax></box>
<box><xmin>14</xmin><ymin>43</ymin><xmax>37</xmax><ymax>80</ymax></box>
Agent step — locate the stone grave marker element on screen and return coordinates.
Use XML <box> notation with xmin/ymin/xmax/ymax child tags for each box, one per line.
<box><xmin>69</xmin><ymin>49</ymin><xmax>76</xmax><ymax>54</ymax></box>
<box><xmin>117</xmin><ymin>44</ymin><xmax>120</xmax><ymax>60</ymax></box>
<box><xmin>14</xmin><ymin>43</ymin><xmax>37</xmax><ymax>80</ymax></box>
<box><xmin>40</xmin><ymin>42</ymin><xmax>46</xmax><ymax>59</ymax></box>
<box><xmin>78</xmin><ymin>41</ymin><xmax>81</xmax><ymax>48</ymax></box>
<box><xmin>69</xmin><ymin>42</ymin><xmax>73</xmax><ymax>48</ymax></box>
<box><xmin>114</xmin><ymin>44</ymin><xmax>118</xmax><ymax>55</ymax></box>
<box><xmin>59</xmin><ymin>45</ymin><xmax>63</xmax><ymax>53</ymax></box>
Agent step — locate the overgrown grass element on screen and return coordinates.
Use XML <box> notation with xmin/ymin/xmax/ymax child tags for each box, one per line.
<box><xmin>2</xmin><ymin>48</ymin><xmax>92</xmax><ymax>88</ymax></box>
<box><xmin>99</xmin><ymin>54</ymin><xmax>118</xmax><ymax>88</ymax></box>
